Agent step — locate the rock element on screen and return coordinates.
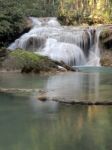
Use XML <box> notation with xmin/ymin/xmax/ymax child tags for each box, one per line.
<box><xmin>38</xmin><ymin>95</ymin><xmax>47</xmax><ymax>101</ymax></box>
<box><xmin>38</xmin><ymin>93</ymin><xmax>112</xmax><ymax>105</ymax></box>
<box><xmin>37</xmin><ymin>90</ymin><xmax>47</xmax><ymax>101</ymax></box>
<box><xmin>0</xmin><ymin>88</ymin><xmax>38</xmax><ymax>93</ymax></box>
<box><xmin>58</xmin><ymin>66</ymin><xmax>67</xmax><ymax>72</ymax></box>
<box><xmin>0</xmin><ymin>48</ymin><xmax>8</xmax><ymax>58</ymax></box>
<box><xmin>100</xmin><ymin>26</ymin><xmax>112</xmax><ymax>50</ymax></box>
<box><xmin>0</xmin><ymin>48</ymin><xmax>9</xmax><ymax>68</ymax></box>
<box><xmin>25</xmin><ymin>18</ymin><xmax>33</xmax><ymax>29</ymax></box>
<box><xmin>2</xmin><ymin>49</ymin><xmax>76</xmax><ymax>74</ymax></box>
<box><xmin>21</xmin><ymin>66</ymin><xmax>33</xmax><ymax>73</ymax></box>
<box><xmin>54</xmin><ymin>60</ymin><xmax>76</xmax><ymax>72</ymax></box>
<box><xmin>100</xmin><ymin>51</ymin><xmax>112</xmax><ymax>67</ymax></box>
<box><xmin>100</xmin><ymin>27</ymin><xmax>112</xmax><ymax>67</ymax></box>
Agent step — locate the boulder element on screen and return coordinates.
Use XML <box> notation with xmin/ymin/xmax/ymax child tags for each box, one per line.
<box><xmin>100</xmin><ymin>26</ymin><xmax>112</xmax><ymax>50</ymax></box>
<box><xmin>100</xmin><ymin>51</ymin><xmax>112</xmax><ymax>67</ymax></box>
<box><xmin>37</xmin><ymin>90</ymin><xmax>47</xmax><ymax>101</ymax></box>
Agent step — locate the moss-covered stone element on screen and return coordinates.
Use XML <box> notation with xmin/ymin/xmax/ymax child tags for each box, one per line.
<box><xmin>2</xmin><ymin>49</ymin><xmax>59</xmax><ymax>73</ymax></box>
<box><xmin>1</xmin><ymin>49</ymin><xmax>75</xmax><ymax>73</ymax></box>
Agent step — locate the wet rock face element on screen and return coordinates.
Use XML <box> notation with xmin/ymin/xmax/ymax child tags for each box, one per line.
<box><xmin>0</xmin><ymin>48</ymin><xmax>8</xmax><ymax>58</ymax></box>
<box><xmin>100</xmin><ymin>26</ymin><xmax>112</xmax><ymax>50</ymax></box>
<box><xmin>100</xmin><ymin>51</ymin><xmax>112</xmax><ymax>67</ymax></box>
<box><xmin>99</xmin><ymin>26</ymin><xmax>112</xmax><ymax>67</ymax></box>
<box><xmin>0</xmin><ymin>48</ymin><xmax>9</xmax><ymax>67</ymax></box>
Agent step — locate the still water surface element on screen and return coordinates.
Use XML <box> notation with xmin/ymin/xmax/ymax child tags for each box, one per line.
<box><xmin>0</xmin><ymin>94</ymin><xmax>112</xmax><ymax>150</ymax></box>
<box><xmin>0</xmin><ymin>67</ymin><xmax>112</xmax><ymax>150</ymax></box>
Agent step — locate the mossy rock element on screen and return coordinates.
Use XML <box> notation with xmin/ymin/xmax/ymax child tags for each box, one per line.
<box><xmin>2</xmin><ymin>49</ymin><xmax>58</xmax><ymax>73</ymax></box>
<box><xmin>2</xmin><ymin>49</ymin><xmax>75</xmax><ymax>73</ymax></box>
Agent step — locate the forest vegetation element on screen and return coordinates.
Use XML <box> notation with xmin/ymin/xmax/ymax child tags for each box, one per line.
<box><xmin>0</xmin><ymin>0</ymin><xmax>112</xmax><ymax>47</ymax></box>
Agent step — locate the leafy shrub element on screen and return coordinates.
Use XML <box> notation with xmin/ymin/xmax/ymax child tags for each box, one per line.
<box><xmin>0</xmin><ymin>0</ymin><xmax>59</xmax><ymax>47</ymax></box>
<box><xmin>0</xmin><ymin>0</ymin><xmax>26</xmax><ymax>47</ymax></box>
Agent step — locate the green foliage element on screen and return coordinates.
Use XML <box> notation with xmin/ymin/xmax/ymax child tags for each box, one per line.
<box><xmin>58</xmin><ymin>0</ymin><xmax>112</xmax><ymax>25</ymax></box>
<box><xmin>9</xmin><ymin>49</ymin><xmax>47</xmax><ymax>68</ymax></box>
<box><xmin>0</xmin><ymin>0</ymin><xmax>59</xmax><ymax>47</ymax></box>
<box><xmin>1</xmin><ymin>0</ymin><xmax>112</xmax><ymax>48</ymax></box>
<box><xmin>0</xmin><ymin>0</ymin><xmax>26</xmax><ymax>47</ymax></box>
<box><xmin>23</xmin><ymin>0</ymin><xmax>59</xmax><ymax>17</ymax></box>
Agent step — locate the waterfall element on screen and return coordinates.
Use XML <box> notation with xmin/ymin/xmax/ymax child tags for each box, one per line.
<box><xmin>87</xmin><ymin>29</ymin><xmax>101</xmax><ymax>66</ymax></box>
<box><xmin>38</xmin><ymin>38</ymin><xmax>86</xmax><ymax>66</ymax></box>
<box><xmin>8</xmin><ymin>17</ymin><xmax>102</xmax><ymax>66</ymax></box>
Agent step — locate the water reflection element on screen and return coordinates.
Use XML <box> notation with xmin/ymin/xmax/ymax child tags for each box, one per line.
<box><xmin>0</xmin><ymin>72</ymin><xmax>48</xmax><ymax>89</ymax></box>
<box><xmin>0</xmin><ymin>94</ymin><xmax>112</xmax><ymax>150</ymax></box>
<box><xmin>0</xmin><ymin>70</ymin><xmax>112</xmax><ymax>150</ymax></box>
<box><xmin>30</xmin><ymin>95</ymin><xmax>58</xmax><ymax>113</ymax></box>
<box><xmin>0</xmin><ymin>71</ymin><xmax>111</xmax><ymax>102</ymax></box>
<box><xmin>45</xmin><ymin>72</ymin><xmax>112</xmax><ymax>102</ymax></box>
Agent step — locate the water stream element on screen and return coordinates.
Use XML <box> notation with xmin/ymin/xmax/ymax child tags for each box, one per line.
<box><xmin>8</xmin><ymin>17</ymin><xmax>103</xmax><ymax>66</ymax></box>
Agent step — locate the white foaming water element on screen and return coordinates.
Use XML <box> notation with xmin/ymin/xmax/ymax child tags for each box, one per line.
<box><xmin>47</xmin><ymin>17</ymin><xmax>61</xmax><ymax>27</ymax></box>
<box><xmin>87</xmin><ymin>29</ymin><xmax>101</xmax><ymax>66</ymax></box>
<box><xmin>29</xmin><ymin>17</ymin><xmax>42</xmax><ymax>26</ymax></box>
<box><xmin>8</xmin><ymin>17</ymin><xmax>102</xmax><ymax>66</ymax></box>
<box><xmin>38</xmin><ymin>38</ymin><xmax>86</xmax><ymax>66</ymax></box>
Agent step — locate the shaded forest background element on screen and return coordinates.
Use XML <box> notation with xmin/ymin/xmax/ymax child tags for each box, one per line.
<box><xmin>0</xmin><ymin>0</ymin><xmax>112</xmax><ymax>47</ymax></box>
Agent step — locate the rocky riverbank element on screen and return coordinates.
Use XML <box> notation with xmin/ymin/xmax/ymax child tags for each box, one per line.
<box><xmin>0</xmin><ymin>49</ymin><xmax>75</xmax><ymax>74</ymax></box>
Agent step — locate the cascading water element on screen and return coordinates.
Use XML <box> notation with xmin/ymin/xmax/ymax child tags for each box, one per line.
<box><xmin>8</xmin><ymin>17</ymin><xmax>102</xmax><ymax>66</ymax></box>
<box><xmin>86</xmin><ymin>29</ymin><xmax>101</xmax><ymax>66</ymax></box>
<box><xmin>38</xmin><ymin>38</ymin><xmax>86</xmax><ymax>66</ymax></box>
